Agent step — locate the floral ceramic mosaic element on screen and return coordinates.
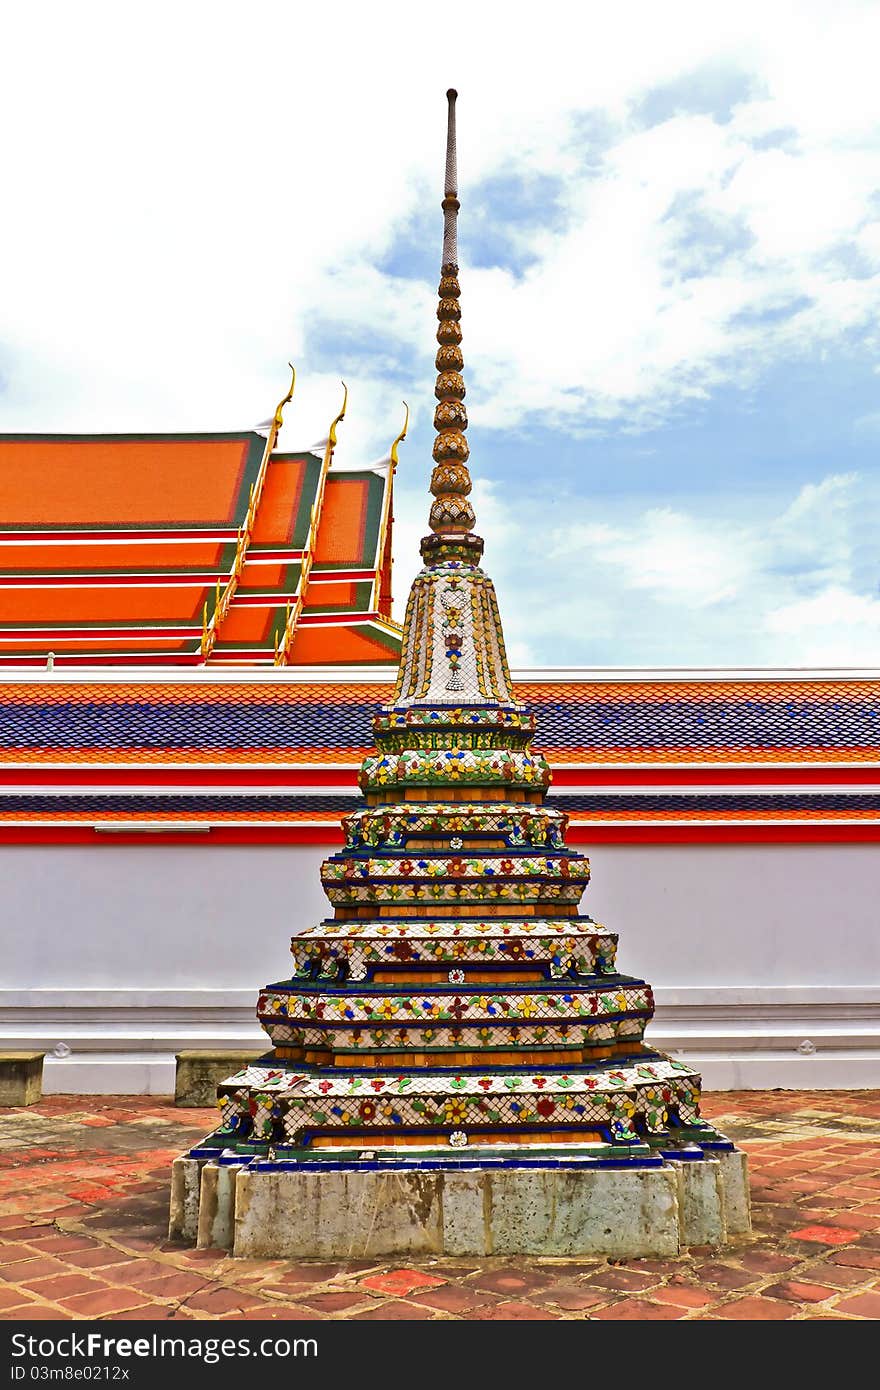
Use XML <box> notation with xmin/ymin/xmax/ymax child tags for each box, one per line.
<box><xmin>186</xmin><ymin>93</ymin><xmax>739</xmax><ymax>1178</ymax></box>
<box><xmin>289</xmin><ymin>917</ymin><xmax>618</xmax><ymax>980</ymax></box>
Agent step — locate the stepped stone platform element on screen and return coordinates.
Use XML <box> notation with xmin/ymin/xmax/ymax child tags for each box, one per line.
<box><xmin>171</xmin><ymin>1144</ymin><xmax>749</xmax><ymax>1259</ymax></box>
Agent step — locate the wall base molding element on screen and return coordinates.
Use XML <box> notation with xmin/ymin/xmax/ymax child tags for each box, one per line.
<box><xmin>2</xmin><ymin>987</ymin><xmax>878</xmax><ymax>1094</ymax></box>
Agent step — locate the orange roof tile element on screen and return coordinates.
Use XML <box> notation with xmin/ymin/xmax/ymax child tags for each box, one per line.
<box><xmin>0</xmin><ymin>676</ymin><xmax>877</xmax><ymax>843</ymax></box>
<box><xmin>0</xmin><ymin>435</ymin><xmax>261</xmax><ymax>528</ymax></box>
<box><xmin>0</xmin><ymin>540</ymin><xmax>230</xmax><ymax>571</ymax></box>
<box><xmin>237</xmin><ymin>561</ymin><xmax>300</xmax><ymax>591</ymax></box>
<box><xmin>287</xmin><ymin>623</ymin><xmax>403</xmax><ymax>665</ymax></box>
<box><xmin>213</xmin><ymin>607</ymin><xmax>281</xmax><ymax>645</ymax></box>
<box><xmin>303</xmin><ymin>581</ymin><xmax>359</xmax><ymax>610</ymax></box>
<box><xmin>0</xmin><ymin>583</ymin><xmax>209</xmax><ymax>624</ymax></box>
<box><xmin>0</xmin><ymin>435</ymin><xmax>400</xmax><ymax>666</ymax></box>
<box><xmin>250</xmin><ymin>454</ymin><xmax>315</xmax><ymax>545</ymax></box>
<box><xmin>0</xmin><ymin>637</ymin><xmax>194</xmax><ymax>655</ymax></box>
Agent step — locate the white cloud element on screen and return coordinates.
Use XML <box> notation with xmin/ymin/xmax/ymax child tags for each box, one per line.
<box><xmin>550</xmin><ymin>509</ymin><xmax>759</xmax><ymax>607</ymax></box>
<box><xmin>1</xmin><ymin>1</ymin><xmax>879</xmax><ymax>445</ymax></box>
<box><xmin>463</xmin><ymin>94</ymin><xmax>880</xmax><ymax>430</ymax></box>
<box><xmin>3</xmin><ymin>2</ymin><xmax>880</xmax><ymax>666</ymax></box>
<box><xmin>482</xmin><ymin>470</ymin><xmax>880</xmax><ymax>666</ymax></box>
<box><xmin>765</xmin><ymin>589</ymin><xmax>880</xmax><ymax>665</ymax></box>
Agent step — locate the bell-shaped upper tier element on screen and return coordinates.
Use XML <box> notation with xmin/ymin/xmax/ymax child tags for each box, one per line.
<box><xmin>394</xmin><ymin>96</ymin><xmax>515</xmax><ymax>709</ymax></box>
<box><xmin>393</xmin><ymin>553</ymin><xmax>516</xmax><ymax>706</ymax></box>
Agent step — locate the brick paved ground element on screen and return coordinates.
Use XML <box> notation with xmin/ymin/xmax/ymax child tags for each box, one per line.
<box><xmin>1</xmin><ymin>1091</ymin><xmax>879</xmax><ymax>1321</ymax></box>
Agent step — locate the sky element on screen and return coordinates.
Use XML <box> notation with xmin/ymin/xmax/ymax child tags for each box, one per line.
<box><xmin>2</xmin><ymin>1</ymin><xmax>879</xmax><ymax>668</ymax></box>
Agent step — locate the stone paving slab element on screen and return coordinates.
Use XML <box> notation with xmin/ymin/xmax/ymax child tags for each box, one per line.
<box><xmin>0</xmin><ymin>1091</ymin><xmax>879</xmax><ymax>1321</ymax></box>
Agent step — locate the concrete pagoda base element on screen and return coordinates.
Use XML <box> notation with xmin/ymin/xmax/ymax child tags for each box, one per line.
<box><xmin>170</xmin><ymin>1148</ymin><xmax>749</xmax><ymax>1259</ymax></box>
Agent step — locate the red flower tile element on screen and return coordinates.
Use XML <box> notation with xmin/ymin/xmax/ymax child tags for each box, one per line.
<box><xmin>23</xmin><ymin>1274</ymin><xmax>100</xmax><ymax>1300</ymax></box>
<box><xmin>7</xmin><ymin>1306</ymin><xmax>71</xmax><ymax>1321</ymax></box>
<box><xmin>409</xmin><ymin>1285</ymin><xmax>496</xmax><ymax>1313</ymax></box>
<box><xmin>650</xmin><ymin>1285</ymin><xmax>716</xmax><ymax>1309</ymax></box>
<box><xmin>59</xmin><ymin>1288</ymin><xmax>151</xmax><ymax>1316</ymax></box>
<box><xmin>62</xmin><ymin>1247</ymin><xmax>133</xmax><ymax>1269</ymax></box>
<box><xmin>135</xmin><ymin>1272</ymin><xmax>211</xmax><ymax>1300</ymax></box>
<box><xmin>584</xmin><ymin>1268</ymin><xmax>659</xmax><ymax>1292</ymax></box>
<box><xmin>181</xmin><ymin>1287</ymin><xmax>268</xmax><ymax>1315</ymax></box>
<box><xmin>226</xmin><ymin>1305</ymin><xmax>322</xmax><ymax>1320</ymax></box>
<box><xmin>533</xmin><ymin>1285</ymin><xmax>608</xmax><ymax>1312</ymax></box>
<box><xmin>835</xmin><ymin>1291</ymin><xmax>880</xmax><ymax>1318</ymax></box>
<box><xmin>467</xmin><ymin>1299</ymin><xmax>560</xmax><ymax>1320</ymax></box>
<box><xmin>763</xmin><ymin>1281</ymin><xmax>836</xmax><ymax>1303</ymax></box>
<box><xmin>591</xmin><ymin>1298</ymin><xmax>685</xmax><ymax>1320</ymax></box>
<box><xmin>830</xmin><ymin>1248</ymin><xmax>880</xmax><ymax>1271</ymax></box>
<box><xmin>789</xmin><ymin>1224</ymin><xmax>854</xmax><ymax>1245</ymax></box>
<box><xmin>471</xmin><ymin>1268</ymin><xmax>551</xmax><ymax>1295</ymax></box>
<box><xmin>360</xmin><ymin>1268</ymin><xmax>447</xmax><ymax>1296</ymax></box>
<box><xmin>353</xmin><ymin>1300</ymin><xmax>435</xmax><ymax>1320</ymax></box>
<box><xmin>738</xmin><ymin>1251</ymin><xmax>799</xmax><ymax>1273</ymax></box>
<box><xmin>297</xmin><ymin>1291</ymin><xmax>372</xmax><ymax>1314</ymax></box>
<box><xmin>715</xmin><ymin>1297</ymin><xmax>795</xmax><ymax>1320</ymax></box>
<box><xmin>0</xmin><ymin>1287</ymin><xmax>35</xmax><ymax>1311</ymax></box>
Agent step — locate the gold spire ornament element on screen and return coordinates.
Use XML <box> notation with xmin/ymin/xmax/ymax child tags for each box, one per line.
<box><xmin>390</xmin><ymin>400</ymin><xmax>410</xmax><ymax>472</ymax></box>
<box><xmin>273</xmin><ymin>363</ymin><xmax>297</xmax><ymax>431</ymax></box>
<box><xmin>327</xmin><ymin>380</ymin><xmax>348</xmax><ymax>452</ymax></box>
<box><xmin>395</xmin><ymin>88</ymin><xmax>512</xmax><ymax>703</ymax></box>
<box><xmin>425</xmin><ymin>89</ymin><xmax>478</xmax><ymax>554</ymax></box>
<box><xmin>201</xmin><ymin>363</ymin><xmax>297</xmax><ymax>659</ymax></box>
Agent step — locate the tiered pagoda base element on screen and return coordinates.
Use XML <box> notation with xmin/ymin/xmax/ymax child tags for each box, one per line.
<box><xmin>171</xmin><ymin>1074</ymin><xmax>749</xmax><ymax>1259</ymax></box>
<box><xmin>170</xmin><ymin>680</ymin><xmax>750</xmax><ymax>1258</ymax></box>
<box><xmin>169</xmin><ymin>678</ymin><xmax>751</xmax><ymax>1258</ymax></box>
<box><xmin>170</xmin><ymin>892</ymin><xmax>750</xmax><ymax>1257</ymax></box>
<box><xmin>169</xmin><ymin>91</ymin><xmax>750</xmax><ymax>1257</ymax></box>
<box><xmin>171</xmin><ymin>1141</ymin><xmax>749</xmax><ymax>1260</ymax></box>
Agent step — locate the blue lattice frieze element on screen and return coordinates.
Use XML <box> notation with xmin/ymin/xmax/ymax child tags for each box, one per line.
<box><xmin>289</xmin><ymin>917</ymin><xmax>618</xmax><ymax>981</ymax></box>
<box><xmin>215</xmin><ymin>1059</ymin><xmax>703</xmax><ymax>1150</ymax></box>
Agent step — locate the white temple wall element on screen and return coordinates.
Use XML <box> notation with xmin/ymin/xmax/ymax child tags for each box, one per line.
<box><xmin>2</xmin><ymin>841</ymin><xmax>878</xmax><ymax>1093</ymax></box>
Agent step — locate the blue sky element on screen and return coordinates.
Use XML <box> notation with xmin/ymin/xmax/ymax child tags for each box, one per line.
<box><xmin>2</xmin><ymin>2</ymin><xmax>879</xmax><ymax>666</ymax></box>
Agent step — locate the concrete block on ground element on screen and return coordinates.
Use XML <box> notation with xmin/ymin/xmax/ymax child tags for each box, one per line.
<box><xmin>472</xmin><ymin>1165</ymin><xmax>681</xmax><ymax>1258</ymax></box>
<box><xmin>168</xmin><ymin>1156</ymin><xmax>204</xmax><ymax>1241</ymax></box>
<box><xmin>197</xmin><ymin>1162</ymin><xmax>242</xmax><ymax>1252</ymax></box>
<box><xmin>227</xmin><ymin>1162</ymin><xmax>684</xmax><ymax>1259</ymax></box>
<box><xmin>718</xmin><ymin>1149</ymin><xmax>751</xmax><ymax>1235</ymax></box>
<box><xmin>673</xmin><ymin>1159</ymin><xmax>727</xmax><ymax>1247</ymax></box>
<box><xmin>234</xmin><ymin>1168</ymin><xmax>446</xmax><ymax>1259</ymax></box>
<box><xmin>0</xmin><ymin>1051</ymin><xmax>44</xmax><ymax>1106</ymax></box>
<box><xmin>441</xmin><ymin>1171</ymin><xmax>489</xmax><ymax>1255</ymax></box>
<box><xmin>174</xmin><ymin>1050</ymin><xmax>261</xmax><ymax>1107</ymax></box>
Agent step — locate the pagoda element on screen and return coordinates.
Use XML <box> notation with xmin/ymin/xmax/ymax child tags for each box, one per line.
<box><xmin>171</xmin><ymin>92</ymin><xmax>750</xmax><ymax>1258</ymax></box>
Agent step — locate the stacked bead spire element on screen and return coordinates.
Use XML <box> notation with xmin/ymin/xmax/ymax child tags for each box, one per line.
<box><xmin>425</xmin><ymin>89</ymin><xmax>479</xmax><ymax>559</ymax></box>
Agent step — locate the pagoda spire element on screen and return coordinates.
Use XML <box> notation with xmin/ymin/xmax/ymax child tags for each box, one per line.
<box><xmin>424</xmin><ymin>89</ymin><xmax>478</xmax><ymax>557</ymax></box>
<box><xmin>394</xmin><ymin>90</ymin><xmax>512</xmax><ymax>705</ymax></box>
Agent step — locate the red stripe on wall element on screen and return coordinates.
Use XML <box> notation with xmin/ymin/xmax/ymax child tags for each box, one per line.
<box><xmin>1</xmin><ymin>823</ymin><xmax>880</xmax><ymax>846</ymax></box>
<box><xmin>0</xmin><ymin>767</ymin><xmax>362</xmax><ymax>787</ymax></box>
<box><xmin>2</xmin><ymin>765</ymin><xmax>877</xmax><ymax>789</ymax></box>
<box><xmin>550</xmin><ymin>765</ymin><xmax>880</xmax><ymax>787</ymax></box>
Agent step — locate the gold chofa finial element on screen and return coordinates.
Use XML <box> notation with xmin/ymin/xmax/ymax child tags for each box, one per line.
<box><xmin>273</xmin><ymin>363</ymin><xmax>296</xmax><ymax>430</ymax></box>
<box><xmin>390</xmin><ymin>402</ymin><xmax>409</xmax><ymax>470</ymax></box>
<box><xmin>328</xmin><ymin>381</ymin><xmax>348</xmax><ymax>450</ymax></box>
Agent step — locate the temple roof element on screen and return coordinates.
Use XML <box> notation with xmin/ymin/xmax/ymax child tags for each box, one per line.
<box><xmin>0</xmin><ymin>427</ymin><xmax>402</xmax><ymax>667</ymax></box>
<box><xmin>0</xmin><ymin>668</ymin><xmax>877</xmax><ymax>843</ymax></box>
